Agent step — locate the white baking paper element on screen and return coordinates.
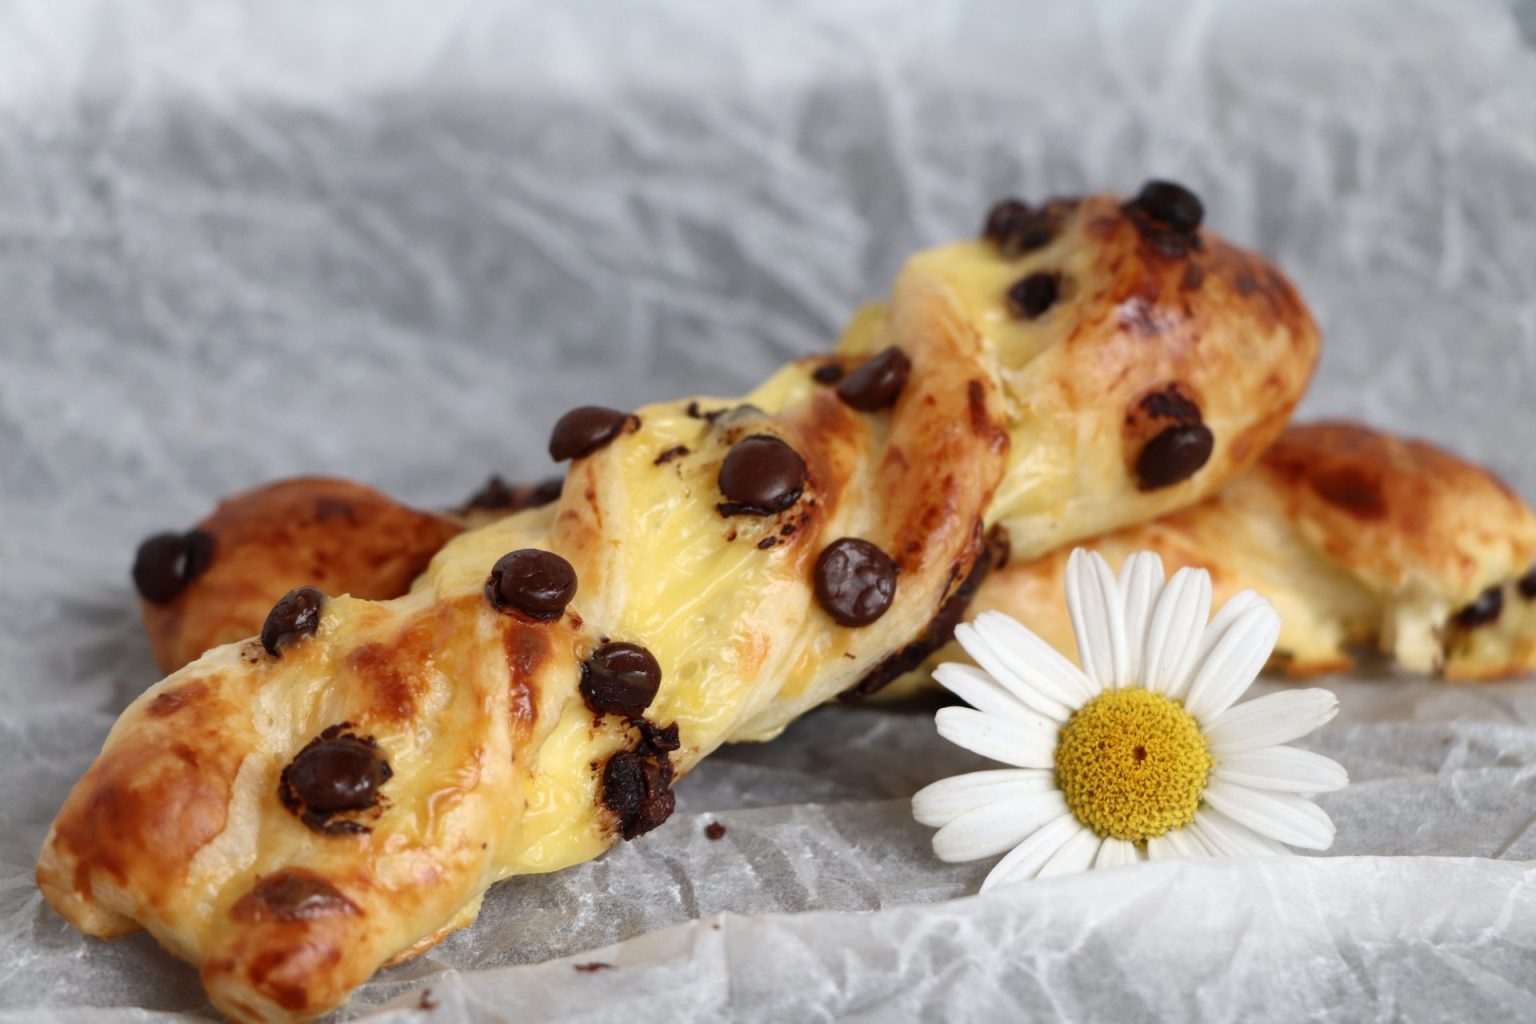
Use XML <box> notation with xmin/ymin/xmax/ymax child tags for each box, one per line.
<box><xmin>2</xmin><ymin>0</ymin><xmax>1534</xmax><ymax>1021</ymax></box>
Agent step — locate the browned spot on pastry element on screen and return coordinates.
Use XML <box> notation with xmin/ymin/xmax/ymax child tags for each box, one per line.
<box><xmin>1236</xmin><ymin>271</ymin><xmax>1260</xmax><ymax>295</ymax></box>
<box><xmin>601</xmin><ymin>721</ymin><xmax>679</xmax><ymax>840</ymax></box>
<box><xmin>1310</xmin><ymin>466</ymin><xmax>1388</xmax><ymax>520</ymax></box>
<box><xmin>313</xmin><ymin>497</ymin><xmax>357</xmax><ymax>523</ymax></box>
<box><xmin>245</xmin><ymin>943</ymin><xmax>343</xmax><ymax>1012</ymax></box>
<box><xmin>230</xmin><ymin>870</ymin><xmax>360</xmax><ymax>923</ymax></box>
<box><xmin>1180</xmin><ymin>264</ymin><xmax>1204</xmax><ymax>290</ymax></box>
<box><xmin>347</xmin><ymin>642</ymin><xmax>417</xmax><ymax>722</ymax></box>
<box><xmin>653</xmin><ymin>445</ymin><xmax>689</xmax><ymax>466</ymax></box>
<box><xmin>966</xmin><ymin>380</ymin><xmax>1005</xmax><ymax>449</ymax></box>
<box><xmin>146</xmin><ymin>680</ymin><xmax>209</xmax><ymax>718</ymax></box>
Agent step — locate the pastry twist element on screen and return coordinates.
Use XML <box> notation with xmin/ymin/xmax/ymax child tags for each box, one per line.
<box><xmin>39</xmin><ymin>189</ymin><xmax>1319</xmax><ymax>1022</ymax></box>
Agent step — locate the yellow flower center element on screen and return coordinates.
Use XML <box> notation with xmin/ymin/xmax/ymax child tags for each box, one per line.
<box><xmin>1054</xmin><ymin>687</ymin><xmax>1213</xmax><ymax>844</ymax></box>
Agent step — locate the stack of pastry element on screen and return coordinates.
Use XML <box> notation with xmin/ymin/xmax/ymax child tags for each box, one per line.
<box><xmin>37</xmin><ymin>183</ymin><xmax>1536</xmax><ymax>1022</ymax></box>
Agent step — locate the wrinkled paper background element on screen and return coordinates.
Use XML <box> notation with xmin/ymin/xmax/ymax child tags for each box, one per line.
<box><xmin>3</xmin><ymin>0</ymin><xmax>1536</xmax><ymax>1020</ymax></box>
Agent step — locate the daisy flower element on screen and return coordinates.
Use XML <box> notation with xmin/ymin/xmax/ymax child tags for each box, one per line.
<box><xmin>913</xmin><ymin>549</ymin><xmax>1347</xmax><ymax>890</ymax></box>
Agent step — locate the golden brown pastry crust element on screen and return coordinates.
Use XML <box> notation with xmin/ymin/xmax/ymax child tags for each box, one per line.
<box><xmin>42</xmin><ymin>192</ymin><xmax>1322</xmax><ymax>1022</ymax></box>
<box><xmin>959</xmin><ymin>422</ymin><xmax>1536</xmax><ymax>683</ymax></box>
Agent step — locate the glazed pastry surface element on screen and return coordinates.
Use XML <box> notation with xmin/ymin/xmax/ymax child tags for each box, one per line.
<box><xmin>41</xmin><ymin>192</ymin><xmax>1320</xmax><ymax>1022</ymax></box>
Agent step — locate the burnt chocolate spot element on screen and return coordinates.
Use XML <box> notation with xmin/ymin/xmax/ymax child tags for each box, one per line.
<box><xmin>1123</xmin><ymin>180</ymin><xmax>1205</xmax><ymax>256</ymax></box>
<box><xmin>581</xmin><ymin>642</ymin><xmax>662</xmax><ymax>719</ymax></box>
<box><xmin>1519</xmin><ymin>567</ymin><xmax>1536</xmax><ymax>601</ymax></box>
<box><xmin>230</xmin><ymin>870</ymin><xmax>360</xmax><ymax>923</ymax></box>
<box><xmin>601</xmin><ymin>721</ymin><xmax>680</xmax><ymax>840</ymax></box>
<box><xmin>685</xmin><ymin>401</ymin><xmax>728</xmax><ymax>424</ymax></box>
<box><xmin>1139</xmin><ymin>384</ymin><xmax>1203</xmax><ymax>425</ymax></box>
<box><xmin>653</xmin><ymin>445</ymin><xmax>689</xmax><ymax>466</ymax></box>
<box><xmin>717</xmin><ymin>435</ymin><xmax>807</xmax><ymax>516</ymax></box>
<box><xmin>1005</xmin><ymin>272</ymin><xmax>1060</xmax><ymax>319</ymax></box>
<box><xmin>836</xmin><ymin>346</ymin><xmax>912</xmax><ymax>412</ymax></box>
<box><xmin>549</xmin><ymin>406</ymin><xmax>636</xmax><ymax>462</ymax></box>
<box><xmin>574</xmin><ymin>963</ymin><xmax>614</xmax><ymax>973</ymax></box>
<box><xmin>815</xmin><ymin>538</ymin><xmax>898</xmax><ymax>627</ymax></box>
<box><xmin>981</xmin><ymin>198</ymin><xmax>1056</xmax><ymax>257</ymax></box>
<box><xmin>840</xmin><ymin>525</ymin><xmax>1007</xmax><ymax>701</ymax></box>
<box><xmin>279</xmin><ymin>726</ymin><xmax>392</xmax><ymax>835</ymax></box>
<box><xmin>812</xmin><ymin>362</ymin><xmax>845</xmax><ymax>385</ymax></box>
<box><xmin>313</xmin><ymin>497</ymin><xmax>357</xmax><ymax>523</ymax></box>
<box><xmin>1135</xmin><ymin>424</ymin><xmax>1214</xmax><ymax>490</ymax></box>
<box><xmin>486</xmin><ymin>549</ymin><xmax>578</xmax><ymax>620</ymax></box>
<box><xmin>756</xmin><ymin>536</ymin><xmax>777</xmax><ymax>550</ymax></box>
<box><xmin>131</xmin><ymin>529</ymin><xmax>216</xmax><ymax>604</ymax></box>
<box><xmin>1454</xmin><ymin>586</ymin><xmax>1504</xmax><ymax>628</ymax></box>
<box><xmin>260</xmin><ymin>587</ymin><xmax>325</xmax><ymax>658</ymax></box>
<box><xmin>705</xmin><ymin>821</ymin><xmax>727</xmax><ymax>840</ymax></box>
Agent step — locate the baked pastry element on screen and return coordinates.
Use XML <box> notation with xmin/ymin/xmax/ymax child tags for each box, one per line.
<box><xmin>40</xmin><ymin>186</ymin><xmax>1320</xmax><ymax>1022</ymax></box>
<box><xmin>948</xmin><ymin>422</ymin><xmax>1536</xmax><ymax>683</ymax></box>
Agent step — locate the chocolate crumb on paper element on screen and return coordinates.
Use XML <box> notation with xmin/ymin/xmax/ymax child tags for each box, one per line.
<box><xmin>705</xmin><ymin>821</ymin><xmax>727</xmax><ymax>840</ymax></box>
<box><xmin>574</xmin><ymin>962</ymin><xmax>614</xmax><ymax>973</ymax></box>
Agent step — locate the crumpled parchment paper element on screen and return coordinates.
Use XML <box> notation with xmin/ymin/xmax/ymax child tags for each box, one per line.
<box><xmin>2</xmin><ymin>1</ymin><xmax>1535</xmax><ymax>1021</ymax></box>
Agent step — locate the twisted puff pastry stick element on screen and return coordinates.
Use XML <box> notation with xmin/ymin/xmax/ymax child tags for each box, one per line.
<box><xmin>39</xmin><ymin>189</ymin><xmax>1319</xmax><ymax>1022</ymax></box>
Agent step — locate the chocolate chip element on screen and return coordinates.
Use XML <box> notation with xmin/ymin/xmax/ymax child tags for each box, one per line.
<box><xmin>1139</xmin><ymin>384</ymin><xmax>1202</xmax><ymax>425</ymax></box>
<box><xmin>812</xmin><ymin>362</ymin><xmax>845</xmax><ymax>385</ymax></box>
<box><xmin>602</xmin><ymin>721</ymin><xmax>679</xmax><ymax>840</ymax></box>
<box><xmin>581</xmin><ymin>642</ymin><xmax>662</xmax><ymax>718</ymax></box>
<box><xmin>529</xmin><ymin>477</ymin><xmax>565</xmax><ymax>506</ymax></box>
<box><xmin>1135</xmin><ymin>424</ymin><xmax>1214</xmax><ymax>490</ymax></box>
<box><xmin>131</xmin><ymin>530</ymin><xmax>215</xmax><ymax>604</ymax></box>
<box><xmin>1520</xmin><ymin>567</ymin><xmax>1536</xmax><ymax>601</ymax></box>
<box><xmin>1130</xmin><ymin>180</ymin><xmax>1204</xmax><ymax>232</ymax></box>
<box><xmin>815</xmin><ymin>538</ymin><xmax>898</xmax><ymax>627</ymax></box>
<box><xmin>982</xmin><ymin>198</ymin><xmax>1055</xmax><ymax>257</ymax></box>
<box><xmin>230</xmin><ymin>870</ymin><xmax>359</xmax><ymax>923</ymax></box>
<box><xmin>704</xmin><ymin>822</ymin><xmax>727</xmax><ymax>840</ymax></box>
<box><xmin>260</xmin><ymin>587</ymin><xmax>324</xmax><ymax>658</ymax></box>
<box><xmin>1005</xmin><ymin>273</ymin><xmax>1060</xmax><ymax>319</ymax></box>
<box><xmin>836</xmin><ymin>346</ymin><xmax>911</xmax><ymax>411</ymax></box>
<box><xmin>463</xmin><ymin>475</ymin><xmax>563</xmax><ymax>512</ymax></box>
<box><xmin>685</xmin><ymin>401</ymin><xmax>728</xmax><ymax>424</ymax></box>
<box><xmin>1454</xmin><ymin>586</ymin><xmax>1504</xmax><ymax>628</ymax></box>
<box><xmin>486</xmin><ymin>549</ymin><xmax>578</xmax><ymax>620</ymax></box>
<box><xmin>717</xmin><ymin>435</ymin><xmax>807</xmax><ymax>516</ymax></box>
<box><xmin>279</xmin><ymin>727</ymin><xmax>392</xmax><ymax>834</ymax></box>
<box><xmin>548</xmin><ymin>406</ymin><xmax>636</xmax><ymax>462</ymax></box>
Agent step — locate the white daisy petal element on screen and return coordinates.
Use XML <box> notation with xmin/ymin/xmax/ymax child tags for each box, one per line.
<box><xmin>932</xmin><ymin>790</ymin><xmax>1070</xmax><ymax>861</ymax></box>
<box><xmin>1065</xmin><ymin>549</ymin><xmax>1128</xmax><ymax>688</ymax></box>
<box><xmin>932</xmin><ymin>663</ymin><xmax>1038</xmax><ymax>722</ymax></box>
<box><xmin>935</xmin><ymin>706</ymin><xmax>1056</xmax><ymax>769</ymax></box>
<box><xmin>1182</xmin><ymin>602</ymin><xmax>1283</xmax><ymax>723</ymax></box>
<box><xmin>952</xmin><ymin>624</ymin><xmax>1073</xmax><ymax>721</ymax></box>
<box><xmin>1192</xmin><ymin>808</ymin><xmax>1291</xmax><ymax>857</ymax></box>
<box><xmin>1147</xmin><ymin>826</ymin><xmax>1211</xmax><ymax>860</ymax></box>
<box><xmin>1037</xmin><ymin>827</ymin><xmax>1104</xmax><ymax>878</ymax></box>
<box><xmin>1205</xmin><ymin>689</ymin><xmax>1340</xmax><ymax>754</ymax></box>
<box><xmin>1118</xmin><ymin>552</ymin><xmax>1165</xmax><ymax>686</ymax></box>
<box><xmin>979</xmin><ymin>815</ymin><xmax>1083</xmax><ymax>892</ymax></box>
<box><xmin>1214</xmin><ymin>747</ymin><xmax>1349</xmax><ymax>794</ymax></box>
<box><xmin>1142</xmin><ymin>567</ymin><xmax>1212</xmax><ymax>699</ymax></box>
<box><xmin>972</xmin><ymin>612</ymin><xmax>1097</xmax><ymax>707</ymax></box>
<box><xmin>1093</xmin><ymin>836</ymin><xmax>1140</xmax><ymax>869</ymax></box>
<box><xmin>912</xmin><ymin>769</ymin><xmax>1055</xmax><ymax>827</ymax></box>
<box><xmin>1194</xmin><ymin>590</ymin><xmax>1267</xmax><ymax>666</ymax></box>
<box><xmin>1202</xmin><ymin>781</ymin><xmax>1335</xmax><ymax>851</ymax></box>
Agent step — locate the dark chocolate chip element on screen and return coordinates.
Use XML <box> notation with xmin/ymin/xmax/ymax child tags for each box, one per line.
<box><xmin>1130</xmin><ymin>180</ymin><xmax>1204</xmax><ymax>232</ymax></box>
<box><xmin>131</xmin><ymin>529</ymin><xmax>216</xmax><ymax>604</ymax></box>
<box><xmin>463</xmin><ymin>474</ymin><xmax>565</xmax><ymax>512</ymax></box>
<box><xmin>581</xmin><ymin>642</ymin><xmax>663</xmax><ymax>718</ymax></box>
<box><xmin>1520</xmin><ymin>567</ymin><xmax>1536</xmax><ymax>601</ymax></box>
<box><xmin>230</xmin><ymin>870</ymin><xmax>359</xmax><ymax>923</ymax></box>
<box><xmin>836</xmin><ymin>346</ymin><xmax>911</xmax><ymax>412</ymax></box>
<box><xmin>1135</xmin><ymin>424</ymin><xmax>1214</xmax><ymax>490</ymax></box>
<box><xmin>486</xmin><ymin>549</ymin><xmax>578</xmax><ymax>620</ymax></box>
<box><xmin>601</xmin><ymin>721</ymin><xmax>679</xmax><ymax>840</ymax></box>
<box><xmin>279</xmin><ymin>727</ymin><xmax>392</xmax><ymax>834</ymax></box>
<box><xmin>717</xmin><ymin>435</ymin><xmax>807</xmax><ymax>516</ymax></box>
<box><xmin>1005</xmin><ymin>273</ymin><xmax>1060</xmax><ymax>319</ymax></box>
<box><xmin>812</xmin><ymin>362</ymin><xmax>845</xmax><ymax>385</ymax></box>
<box><xmin>982</xmin><ymin>198</ymin><xmax>1056</xmax><ymax>257</ymax></box>
<box><xmin>529</xmin><ymin>477</ymin><xmax>565</xmax><ymax>506</ymax></box>
<box><xmin>261</xmin><ymin>587</ymin><xmax>324</xmax><ymax>658</ymax></box>
<box><xmin>1454</xmin><ymin>586</ymin><xmax>1504</xmax><ymax>628</ymax></box>
<box><xmin>549</xmin><ymin>406</ymin><xmax>636</xmax><ymax>462</ymax></box>
<box><xmin>815</xmin><ymin>538</ymin><xmax>898</xmax><ymax>627</ymax></box>
<box><xmin>704</xmin><ymin>821</ymin><xmax>727</xmax><ymax>840</ymax></box>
